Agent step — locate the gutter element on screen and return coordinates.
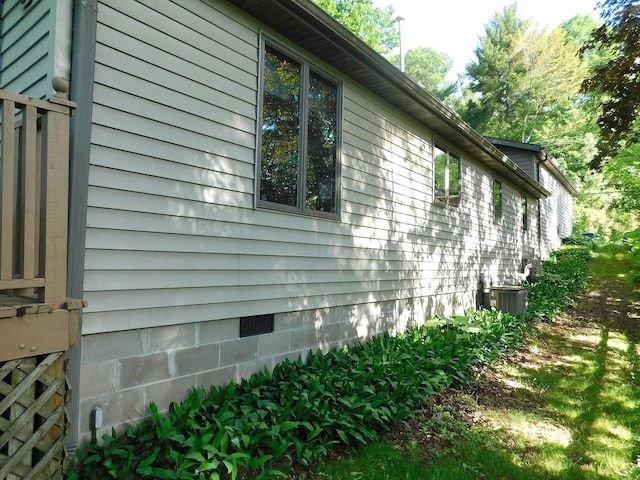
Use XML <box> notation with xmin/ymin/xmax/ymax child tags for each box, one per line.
<box><xmin>230</xmin><ymin>0</ymin><xmax>550</xmax><ymax>199</ymax></box>
<box><xmin>535</xmin><ymin>151</ymin><xmax>579</xmax><ymax>195</ymax></box>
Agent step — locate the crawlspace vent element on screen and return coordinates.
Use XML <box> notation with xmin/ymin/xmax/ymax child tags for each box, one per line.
<box><xmin>239</xmin><ymin>313</ymin><xmax>275</xmax><ymax>338</ymax></box>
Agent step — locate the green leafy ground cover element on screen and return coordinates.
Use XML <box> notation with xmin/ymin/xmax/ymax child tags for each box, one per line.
<box><xmin>68</xmin><ymin>243</ymin><xmax>592</xmax><ymax>480</ymax></box>
<box><xmin>623</xmin><ymin>229</ymin><xmax>640</xmax><ymax>283</ymax></box>
<box><xmin>301</xmin><ymin>243</ymin><xmax>640</xmax><ymax>480</ymax></box>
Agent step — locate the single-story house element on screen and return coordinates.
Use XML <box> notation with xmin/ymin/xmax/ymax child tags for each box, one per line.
<box><xmin>0</xmin><ymin>0</ymin><xmax>577</xmax><ymax>462</ymax></box>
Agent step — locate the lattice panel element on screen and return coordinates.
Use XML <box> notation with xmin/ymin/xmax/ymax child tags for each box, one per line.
<box><xmin>0</xmin><ymin>352</ymin><xmax>68</xmax><ymax>480</ymax></box>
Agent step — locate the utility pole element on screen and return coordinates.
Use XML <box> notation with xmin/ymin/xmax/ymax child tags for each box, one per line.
<box><xmin>395</xmin><ymin>15</ymin><xmax>405</xmax><ymax>72</ymax></box>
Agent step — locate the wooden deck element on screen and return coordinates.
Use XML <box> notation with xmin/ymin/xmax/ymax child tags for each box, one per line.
<box><xmin>0</xmin><ymin>81</ymin><xmax>82</xmax><ymax>361</ymax></box>
<box><xmin>0</xmin><ymin>294</ymin><xmax>85</xmax><ymax>363</ymax></box>
<box><xmin>0</xmin><ymin>82</ymin><xmax>84</xmax><ymax>478</ymax></box>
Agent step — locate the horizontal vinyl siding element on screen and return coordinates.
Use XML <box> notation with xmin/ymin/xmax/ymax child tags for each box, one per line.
<box><xmin>556</xmin><ymin>187</ymin><xmax>573</xmax><ymax>239</ymax></box>
<box><xmin>86</xmin><ymin>0</ymin><xmax>259</xmax><ymax>333</ymax></box>
<box><xmin>0</xmin><ymin>0</ymin><xmax>51</xmax><ymax>97</ymax></box>
<box><xmin>499</xmin><ymin>147</ymin><xmax>536</xmax><ymax>180</ymax></box>
<box><xmin>84</xmin><ymin>0</ymin><xmax>530</xmax><ymax>334</ymax></box>
<box><xmin>538</xmin><ymin>166</ymin><xmax>573</xmax><ymax>257</ymax></box>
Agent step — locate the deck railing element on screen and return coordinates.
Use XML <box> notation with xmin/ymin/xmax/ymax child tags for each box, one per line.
<box><xmin>0</xmin><ymin>81</ymin><xmax>82</xmax><ymax>479</ymax></box>
<box><xmin>0</xmin><ymin>79</ymin><xmax>76</xmax><ymax>309</ymax></box>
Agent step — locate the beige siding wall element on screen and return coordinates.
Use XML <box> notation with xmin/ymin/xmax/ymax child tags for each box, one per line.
<box><xmin>83</xmin><ymin>0</ymin><xmax>536</xmax><ymax>342</ymax></box>
<box><xmin>79</xmin><ymin>0</ymin><xmax>537</xmax><ymax>439</ymax></box>
<box><xmin>539</xmin><ymin>165</ymin><xmax>573</xmax><ymax>257</ymax></box>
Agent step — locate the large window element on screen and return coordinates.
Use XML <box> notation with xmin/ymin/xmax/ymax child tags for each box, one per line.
<box><xmin>493</xmin><ymin>179</ymin><xmax>502</xmax><ymax>222</ymax></box>
<box><xmin>258</xmin><ymin>43</ymin><xmax>340</xmax><ymax>217</ymax></box>
<box><xmin>433</xmin><ymin>144</ymin><xmax>460</xmax><ymax>207</ymax></box>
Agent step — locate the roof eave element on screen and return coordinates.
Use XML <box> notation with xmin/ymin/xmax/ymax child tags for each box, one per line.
<box><xmin>228</xmin><ymin>0</ymin><xmax>550</xmax><ymax>199</ymax></box>
<box><xmin>539</xmin><ymin>153</ymin><xmax>579</xmax><ymax>195</ymax></box>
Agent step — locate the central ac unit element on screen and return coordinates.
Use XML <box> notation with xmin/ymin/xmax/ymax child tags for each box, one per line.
<box><xmin>489</xmin><ymin>286</ymin><xmax>528</xmax><ymax>316</ymax></box>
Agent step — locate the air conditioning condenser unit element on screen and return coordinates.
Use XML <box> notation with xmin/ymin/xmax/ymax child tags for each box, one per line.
<box><xmin>489</xmin><ymin>286</ymin><xmax>528</xmax><ymax>316</ymax></box>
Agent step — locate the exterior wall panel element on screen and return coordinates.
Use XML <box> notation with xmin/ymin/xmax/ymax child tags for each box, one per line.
<box><xmin>76</xmin><ymin>0</ymin><xmax>551</xmax><ymax>439</ymax></box>
<box><xmin>0</xmin><ymin>0</ymin><xmax>52</xmax><ymax>97</ymax></box>
<box><xmin>538</xmin><ymin>165</ymin><xmax>573</xmax><ymax>256</ymax></box>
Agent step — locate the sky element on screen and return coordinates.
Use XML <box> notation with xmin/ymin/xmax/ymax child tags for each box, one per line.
<box><xmin>373</xmin><ymin>0</ymin><xmax>601</xmax><ymax>81</ymax></box>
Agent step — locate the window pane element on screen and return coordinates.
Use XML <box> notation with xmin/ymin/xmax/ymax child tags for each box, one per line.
<box><xmin>434</xmin><ymin>145</ymin><xmax>447</xmax><ymax>204</ymax></box>
<box><xmin>449</xmin><ymin>154</ymin><xmax>460</xmax><ymax>207</ymax></box>
<box><xmin>493</xmin><ymin>179</ymin><xmax>502</xmax><ymax>221</ymax></box>
<box><xmin>306</xmin><ymin>72</ymin><xmax>337</xmax><ymax>213</ymax></box>
<box><xmin>522</xmin><ymin>196</ymin><xmax>528</xmax><ymax>230</ymax></box>
<box><xmin>260</xmin><ymin>47</ymin><xmax>301</xmax><ymax>206</ymax></box>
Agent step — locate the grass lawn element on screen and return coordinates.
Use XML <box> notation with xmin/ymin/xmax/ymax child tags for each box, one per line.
<box><xmin>295</xmin><ymin>244</ymin><xmax>640</xmax><ymax>480</ymax></box>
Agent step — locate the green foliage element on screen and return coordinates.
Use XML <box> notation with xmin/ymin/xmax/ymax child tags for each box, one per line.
<box><xmin>462</xmin><ymin>6</ymin><xmax>600</xmax><ymax>201</ymax></box>
<box><xmin>69</xmin><ymin>312</ymin><xmax>529</xmax><ymax>479</ymax></box>
<box><xmin>623</xmin><ymin>229</ymin><xmax>640</xmax><ymax>282</ymax></box>
<box><xmin>465</xmin><ymin>4</ymin><xmax>529</xmax><ymax>137</ymax></box>
<box><xmin>561</xmin><ymin>233</ymin><xmax>594</xmax><ymax>248</ymax></box>
<box><xmin>603</xmin><ymin>143</ymin><xmax>640</xmax><ymax>220</ymax></box>
<box><xmin>389</xmin><ymin>47</ymin><xmax>457</xmax><ymax>101</ymax></box>
<box><xmin>562</xmin><ymin>14</ymin><xmax>606</xmax><ymax>76</ymax></box>
<box><xmin>310</xmin><ymin>244</ymin><xmax>640</xmax><ymax>480</ymax></box>
<box><xmin>464</xmin><ymin>5</ymin><xmax>586</xmax><ymax>146</ymax></box>
<box><xmin>581</xmin><ymin>0</ymin><xmax>640</xmax><ymax>167</ymax></box>
<box><xmin>311</xmin><ymin>0</ymin><xmax>398</xmax><ymax>55</ymax></box>
<box><xmin>572</xmin><ymin>170</ymin><xmax>640</xmax><ymax>242</ymax></box>
<box><xmin>526</xmin><ymin>244</ymin><xmax>592</xmax><ymax>321</ymax></box>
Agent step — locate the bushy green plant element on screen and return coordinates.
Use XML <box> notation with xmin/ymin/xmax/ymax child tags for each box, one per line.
<box><xmin>562</xmin><ymin>233</ymin><xmax>596</xmax><ymax>249</ymax></box>
<box><xmin>623</xmin><ymin>229</ymin><xmax>640</xmax><ymax>283</ymax></box>
<box><xmin>526</xmin><ymin>244</ymin><xmax>591</xmax><ymax>321</ymax></box>
<box><xmin>68</xmin><ymin>309</ymin><xmax>528</xmax><ymax>480</ymax></box>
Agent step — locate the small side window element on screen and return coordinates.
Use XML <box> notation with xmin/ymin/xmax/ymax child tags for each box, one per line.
<box><xmin>493</xmin><ymin>179</ymin><xmax>502</xmax><ymax>222</ymax></box>
<box><xmin>433</xmin><ymin>143</ymin><xmax>461</xmax><ymax>207</ymax></box>
<box><xmin>522</xmin><ymin>196</ymin><xmax>528</xmax><ymax>231</ymax></box>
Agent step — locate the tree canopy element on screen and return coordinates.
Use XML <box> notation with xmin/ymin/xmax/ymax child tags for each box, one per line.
<box><xmin>314</xmin><ymin>0</ymin><xmax>640</xmax><ymax>235</ymax></box>
<box><xmin>463</xmin><ymin>4</ymin><xmax>585</xmax><ymax>144</ymax></box>
<box><xmin>581</xmin><ymin>0</ymin><xmax>640</xmax><ymax>168</ymax></box>
<box><xmin>464</xmin><ymin>5</ymin><xmax>528</xmax><ymax>138</ymax></box>
<box><xmin>603</xmin><ymin>144</ymin><xmax>640</xmax><ymax>216</ymax></box>
<box><xmin>389</xmin><ymin>47</ymin><xmax>457</xmax><ymax>100</ymax></box>
<box><xmin>312</xmin><ymin>0</ymin><xmax>398</xmax><ymax>54</ymax></box>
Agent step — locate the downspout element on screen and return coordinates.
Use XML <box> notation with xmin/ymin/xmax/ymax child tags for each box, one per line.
<box><xmin>536</xmin><ymin>153</ymin><xmax>548</xmax><ymax>259</ymax></box>
<box><xmin>52</xmin><ymin>0</ymin><xmax>73</xmax><ymax>93</ymax></box>
<box><xmin>65</xmin><ymin>0</ymin><xmax>98</xmax><ymax>455</ymax></box>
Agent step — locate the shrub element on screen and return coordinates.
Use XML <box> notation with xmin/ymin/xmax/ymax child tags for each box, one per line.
<box><xmin>562</xmin><ymin>233</ymin><xmax>596</xmax><ymax>249</ymax></box>
<box><xmin>68</xmin><ymin>309</ymin><xmax>528</xmax><ymax>480</ymax></box>
<box><xmin>623</xmin><ymin>229</ymin><xmax>640</xmax><ymax>283</ymax></box>
<box><xmin>526</xmin><ymin>244</ymin><xmax>591</xmax><ymax>321</ymax></box>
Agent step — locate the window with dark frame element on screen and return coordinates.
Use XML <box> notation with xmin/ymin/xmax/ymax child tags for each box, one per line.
<box><xmin>258</xmin><ymin>43</ymin><xmax>340</xmax><ymax>217</ymax></box>
<box><xmin>433</xmin><ymin>144</ymin><xmax>460</xmax><ymax>207</ymax></box>
<box><xmin>522</xmin><ymin>196</ymin><xmax>528</xmax><ymax>231</ymax></box>
<box><xmin>493</xmin><ymin>179</ymin><xmax>502</xmax><ymax>222</ymax></box>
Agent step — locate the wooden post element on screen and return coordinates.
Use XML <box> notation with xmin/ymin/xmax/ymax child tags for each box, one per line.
<box><xmin>15</xmin><ymin>106</ymin><xmax>38</xmax><ymax>299</ymax></box>
<box><xmin>42</xmin><ymin>109</ymin><xmax>70</xmax><ymax>308</ymax></box>
<box><xmin>1</xmin><ymin>99</ymin><xmax>15</xmax><ymax>281</ymax></box>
